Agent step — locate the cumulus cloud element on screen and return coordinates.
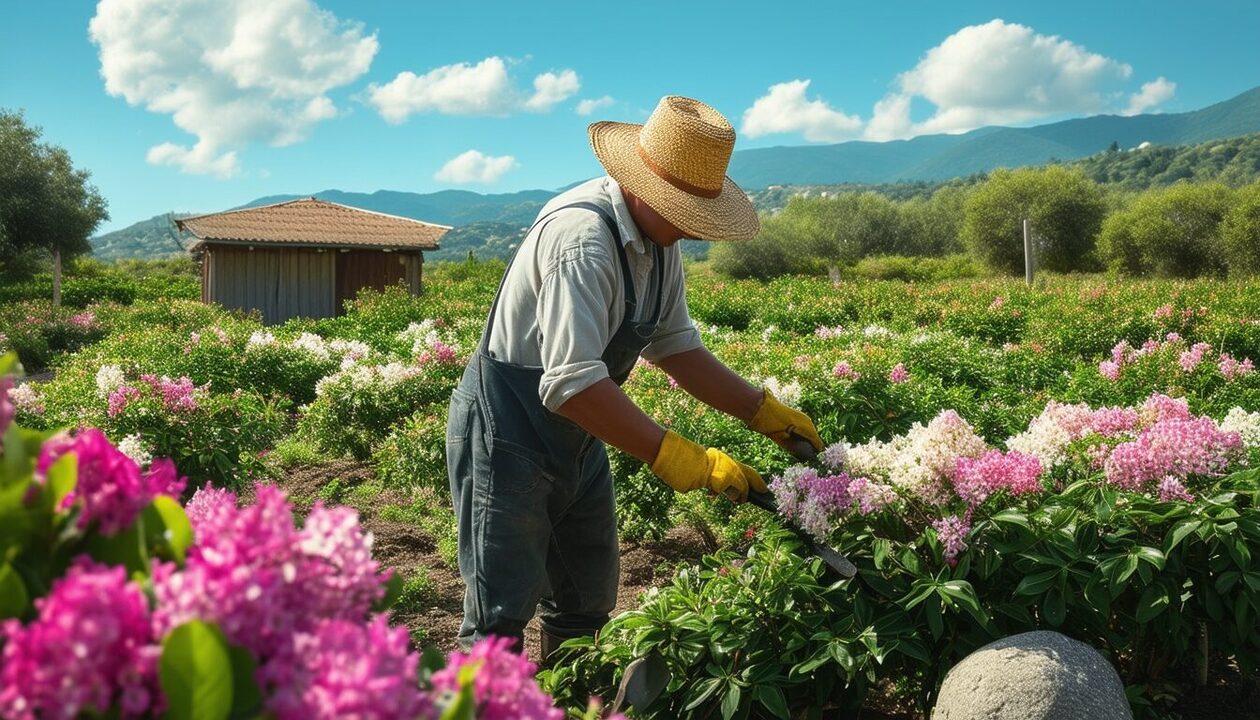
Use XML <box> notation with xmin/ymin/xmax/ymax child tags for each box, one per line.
<box><xmin>434</xmin><ymin>150</ymin><xmax>518</xmax><ymax>184</ymax></box>
<box><xmin>89</xmin><ymin>0</ymin><xmax>378</xmax><ymax>177</ymax></box>
<box><xmin>741</xmin><ymin>80</ymin><xmax>863</xmax><ymax>142</ymax></box>
<box><xmin>367</xmin><ymin>57</ymin><xmax>579</xmax><ymax>122</ymax></box>
<box><xmin>863</xmin><ymin>19</ymin><xmax>1172</xmax><ymax>140</ymax></box>
<box><xmin>576</xmin><ymin>95</ymin><xmax>615</xmax><ymax>116</ymax></box>
<box><xmin>1124</xmin><ymin>77</ymin><xmax>1177</xmax><ymax>116</ymax></box>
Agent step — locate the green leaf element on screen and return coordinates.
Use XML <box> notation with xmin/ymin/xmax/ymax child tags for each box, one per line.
<box><xmin>227</xmin><ymin>644</ymin><xmax>263</xmax><ymax>717</ymax></box>
<box><xmin>1135</xmin><ymin>586</ymin><xmax>1170</xmax><ymax>623</ymax></box>
<box><xmin>0</xmin><ymin>563</ymin><xmax>28</xmax><ymax>619</ymax></box>
<box><xmin>990</xmin><ymin>509</ymin><xmax>1031</xmax><ymax>529</ymax></box>
<box><xmin>756</xmin><ymin>684</ymin><xmax>790</xmax><ymax>720</ymax></box>
<box><xmin>45</xmin><ymin>453</ymin><xmax>77</xmax><ymax>509</ymax></box>
<box><xmin>1166</xmin><ymin>520</ymin><xmax>1204</xmax><ymax>552</ymax></box>
<box><xmin>375</xmin><ymin>572</ymin><xmax>405</xmax><ymax>612</ymax></box>
<box><xmin>438</xmin><ymin>684</ymin><xmax>475</xmax><ymax>720</ymax></box>
<box><xmin>720</xmin><ymin>683</ymin><xmax>742</xmax><ymax>720</ymax></box>
<box><xmin>1043</xmin><ymin>587</ymin><xmax>1067</xmax><ymax>627</ymax></box>
<box><xmin>1014</xmin><ymin>569</ymin><xmax>1060</xmax><ymax>596</ymax></box>
<box><xmin>149</xmin><ymin>496</ymin><xmax>193</xmax><ymax>564</ymax></box>
<box><xmin>159</xmin><ymin>621</ymin><xmax>233</xmax><ymax>720</ymax></box>
<box><xmin>1135</xmin><ymin>546</ymin><xmax>1166</xmax><ymax>571</ymax></box>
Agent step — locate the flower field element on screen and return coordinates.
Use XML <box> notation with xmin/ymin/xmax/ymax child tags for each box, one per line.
<box><xmin>3</xmin><ymin>261</ymin><xmax>1260</xmax><ymax>718</ymax></box>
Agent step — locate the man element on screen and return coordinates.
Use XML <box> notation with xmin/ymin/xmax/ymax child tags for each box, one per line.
<box><xmin>446</xmin><ymin>96</ymin><xmax>824</xmax><ymax>658</ymax></box>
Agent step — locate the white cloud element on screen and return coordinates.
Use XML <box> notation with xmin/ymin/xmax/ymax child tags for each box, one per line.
<box><xmin>89</xmin><ymin>0</ymin><xmax>378</xmax><ymax>177</ymax></box>
<box><xmin>575</xmin><ymin>95</ymin><xmax>614</xmax><ymax>116</ymax></box>
<box><xmin>864</xmin><ymin>19</ymin><xmax>1159</xmax><ymax>140</ymax></box>
<box><xmin>741</xmin><ymin>80</ymin><xmax>863</xmax><ymax>142</ymax></box>
<box><xmin>1124</xmin><ymin>77</ymin><xmax>1176</xmax><ymax>116</ymax></box>
<box><xmin>367</xmin><ymin>57</ymin><xmax>580</xmax><ymax>122</ymax></box>
<box><xmin>435</xmin><ymin>150</ymin><xmax>518</xmax><ymax>184</ymax></box>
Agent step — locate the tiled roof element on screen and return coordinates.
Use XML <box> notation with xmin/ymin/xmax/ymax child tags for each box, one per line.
<box><xmin>178</xmin><ymin>198</ymin><xmax>448</xmax><ymax>250</ymax></box>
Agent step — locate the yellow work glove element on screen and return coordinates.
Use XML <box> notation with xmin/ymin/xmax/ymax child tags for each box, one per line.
<box><xmin>747</xmin><ymin>389</ymin><xmax>824</xmax><ymax>457</ymax></box>
<box><xmin>650</xmin><ymin>430</ymin><xmax>767</xmax><ymax>503</ymax></box>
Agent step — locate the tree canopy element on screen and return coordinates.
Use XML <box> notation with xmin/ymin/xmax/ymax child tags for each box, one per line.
<box><xmin>0</xmin><ymin>110</ymin><xmax>108</xmax><ymax>276</ymax></box>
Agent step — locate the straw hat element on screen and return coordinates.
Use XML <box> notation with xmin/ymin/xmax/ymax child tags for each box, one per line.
<box><xmin>589</xmin><ymin>96</ymin><xmax>759</xmax><ymax>241</ymax></box>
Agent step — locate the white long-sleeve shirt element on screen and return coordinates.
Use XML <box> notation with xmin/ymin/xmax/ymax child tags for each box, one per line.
<box><xmin>486</xmin><ymin>176</ymin><xmax>703</xmax><ymax>412</ymax></box>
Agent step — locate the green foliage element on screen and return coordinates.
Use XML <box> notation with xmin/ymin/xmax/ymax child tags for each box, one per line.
<box><xmin>1074</xmin><ymin>133</ymin><xmax>1260</xmax><ymax>190</ymax></box>
<box><xmin>1221</xmin><ymin>181</ymin><xmax>1260</xmax><ymax>275</ymax></box>
<box><xmin>374</xmin><ymin>409</ymin><xmax>451</xmax><ymax>492</ymax></box>
<box><xmin>1099</xmin><ymin>183</ymin><xmax>1235</xmax><ymax>277</ymax></box>
<box><xmin>0</xmin><ymin>110</ymin><xmax>109</xmax><ymax>274</ymax></box>
<box><xmin>849</xmin><ymin>254</ymin><xmax>981</xmax><ymax>283</ymax></box>
<box><xmin>961</xmin><ymin>166</ymin><xmax>1107</xmax><ymax>274</ymax></box>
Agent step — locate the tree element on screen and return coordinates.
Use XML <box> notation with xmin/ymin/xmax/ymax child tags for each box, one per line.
<box><xmin>0</xmin><ymin>110</ymin><xmax>108</xmax><ymax>276</ymax></box>
<box><xmin>1097</xmin><ymin>183</ymin><xmax>1233</xmax><ymax>278</ymax></box>
<box><xmin>960</xmin><ymin>166</ymin><xmax>1107</xmax><ymax>274</ymax></box>
<box><xmin>1221</xmin><ymin>181</ymin><xmax>1260</xmax><ymax>275</ymax></box>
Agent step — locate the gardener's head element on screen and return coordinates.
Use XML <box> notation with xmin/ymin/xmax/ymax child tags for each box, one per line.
<box><xmin>588</xmin><ymin>95</ymin><xmax>759</xmax><ymax>244</ymax></box>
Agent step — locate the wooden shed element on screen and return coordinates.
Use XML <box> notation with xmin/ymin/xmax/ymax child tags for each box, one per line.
<box><xmin>178</xmin><ymin>198</ymin><xmax>449</xmax><ymax>324</ymax></box>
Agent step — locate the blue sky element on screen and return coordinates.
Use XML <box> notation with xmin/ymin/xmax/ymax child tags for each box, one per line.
<box><xmin>2</xmin><ymin>1</ymin><xmax>1258</xmax><ymax>232</ymax></box>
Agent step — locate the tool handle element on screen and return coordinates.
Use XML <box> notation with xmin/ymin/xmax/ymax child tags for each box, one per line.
<box><xmin>786</xmin><ymin>434</ymin><xmax>819</xmax><ymax>462</ymax></box>
<box><xmin>747</xmin><ymin>489</ymin><xmax>777</xmax><ymax>512</ymax></box>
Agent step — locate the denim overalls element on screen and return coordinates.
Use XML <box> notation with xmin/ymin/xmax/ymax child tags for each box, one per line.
<box><xmin>446</xmin><ymin>200</ymin><xmax>664</xmax><ymax>648</ymax></box>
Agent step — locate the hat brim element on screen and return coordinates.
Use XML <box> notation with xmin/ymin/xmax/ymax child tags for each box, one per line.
<box><xmin>589</xmin><ymin>121</ymin><xmax>760</xmax><ymax>242</ymax></box>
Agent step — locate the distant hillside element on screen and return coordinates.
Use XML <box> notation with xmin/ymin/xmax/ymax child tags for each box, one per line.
<box><xmin>90</xmin><ymin>212</ymin><xmax>196</xmax><ymax>262</ymax></box>
<box><xmin>728</xmin><ymin>86</ymin><xmax>1260</xmax><ymax>187</ymax></box>
<box><xmin>92</xmin><ymin>86</ymin><xmax>1260</xmax><ymax>262</ymax></box>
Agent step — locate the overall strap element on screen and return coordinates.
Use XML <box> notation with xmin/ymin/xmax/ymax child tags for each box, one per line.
<box><xmin>478</xmin><ymin>201</ymin><xmax>627</xmax><ymax>353</ymax></box>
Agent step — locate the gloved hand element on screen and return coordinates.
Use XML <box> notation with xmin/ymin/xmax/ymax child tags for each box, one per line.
<box><xmin>650</xmin><ymin>430</ymin><xmax>767</xmax><ymax>503</ymax></box>
<box><xmin>746</xmin><ymin>389</ymin><xmax>824</xmax><ymax>457</ymax></box>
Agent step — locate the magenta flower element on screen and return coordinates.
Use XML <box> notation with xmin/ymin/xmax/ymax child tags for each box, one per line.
<box><xmin>259</xmin><ymin>616</ymin><xmax>427</xmax><ymax>720</ymax></box>
<box><xmin>140</xmin><ymin>374</ymin><xmax>199</xmax><ymax>413</ymax></box>
<box><xmin>430</xmin><ymin>635</ymin><xmax>563</xmax><ymax>720</ymax></box>
<box><xmin>0</xmin><ymin>559</ymin><xmax>159</xmax><ymax>720</ymax></box>
<box><xmin>988</xmin><ymin>296</ymin><xmax>1006</xmax><ymax>311</ymax></box>
<box><xmin>36</xmin><ymin>429</ymin><xmax>186</xmax><ymax>535</ymax></box>
<box><xmin>1157</xmin><ymin>476</ymin><xmax>1195</xmax><ymax>503</ymax></box>
<box><xmin>888</xmin><ymin>363</ymin><xmax>909</xmax><ymax>384</ymax></box>
<box><xmin>1105</xmin><ymin>416</ymin><xmax>1241</xmax><ymax>491</ymax></box>
<box><xmin>1178</xmin><ymin>342</ymin><xmax>1212</xmax><ymax>372</ymax></box>
<box><xmin>1154</xmin><ymin>303</ymin><xmax>1174</xmax><ymax>320</ymax></box>
<box><xmin>1098</xmin><ymin>360</ymin><xmax>1121</xmax><ymax>381</ymax></box>
<box><xmin>107</xmin><ymin>385</ymin><xmax>141</xmax><ymax>417</ymax></box>
<box><xmin>0</xmin><ymin>375</ymin><xmax>13</xmax><ymax>436</ymax></box>
<box><xmin>833</xmin><ymin>361</ymin><xmax>860</xmax><ymax>381</ymax></box>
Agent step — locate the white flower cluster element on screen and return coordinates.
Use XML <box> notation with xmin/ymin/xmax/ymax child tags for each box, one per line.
<box><xmin>762</xmin><ymin>376</ymin><xmax>803</xmax><ymax>407</ymax></box>
<box><xmin>847</xmin><ymin>410</ymin><xmax>985</xmax><ymax>504</ymax></box>
<box><xmin>116</xmin><ymin>433</ymin><xmax>153</xmax><ymax>467</ymax></box>
<box><xmin>314</xmin><ymin>361</ymin><xmax>422</xmax><ymax>398</ymax></box>
<box><xmin>863</xmin><ymin>324</ymin><xmax>891</xmax><ymax>338</ymax></box>
<box><xmin>95</xmin><ymin>364</ymin><xmax>126</xmax><ymax>398</ymax></box>
<box><xmin>7</xmin><ymin>383</ymin><xmax>44</xmax><ymax>414</ymax></box>
<box><xmin>247</xmin><ymin>330</ymin><xmax>278</xmax><ymax>349</ymax></box>
<box><xmin>1220</xmin><ymin>407</ymin><xmax>1260</xmax><ymax>450</ymax></box>
<box><xmin>247</xmin><ymin>330</ymin><xmax>371</xmax><ymax>370</ymax></box>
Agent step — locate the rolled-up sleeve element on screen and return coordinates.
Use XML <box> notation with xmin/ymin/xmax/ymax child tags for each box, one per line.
<box><xmin>537</xmin><ymin>238</ymin><xmax>619</xmax><ymax>412</ymax></box>
<box><xmin>641</xmin><ymin>247</ymin><xmax>703</xmax><ymax>362</ymax></box>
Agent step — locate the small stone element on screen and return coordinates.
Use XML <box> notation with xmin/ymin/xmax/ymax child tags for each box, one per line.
<box><xmin>932</xmin><ymin>631</ymin><xmax>1132</xmax><ymax>720</ymax></box>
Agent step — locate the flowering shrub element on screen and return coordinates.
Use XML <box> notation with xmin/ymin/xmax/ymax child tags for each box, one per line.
<box><xmin>0</xmin><ymin>352</ymin><xmax>594</xmax><ymax>720</ymax></box>
<box><xmin>552</xmin><ymin>389</ymin><xmax>1260</xmax><ymax>717</ymax></box>
<box><xmin>0</xmin><ymin>300</ymin><xmax>107</xmax><ymax>372</ymax></box>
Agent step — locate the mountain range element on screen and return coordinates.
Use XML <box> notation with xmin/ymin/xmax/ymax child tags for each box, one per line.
<box><xmin>91</xmin><ymin>85</ymin><xmax>1260</xmax><ymax>262</ymax></box>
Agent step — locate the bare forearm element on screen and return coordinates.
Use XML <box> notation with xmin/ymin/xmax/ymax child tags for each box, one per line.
<box><xmin>554</xmin><ymin>378</ymin><xmax>666</xmax><ymax>463</ymax></box>
<box><xmin>656</xmin><ymin>347</ymin><xmax>762</xmax><ymax>422</ymax></box>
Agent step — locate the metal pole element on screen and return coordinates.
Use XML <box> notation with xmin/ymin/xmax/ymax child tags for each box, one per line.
<box><xmin>1023</xmin><ymin>218</ymin><xmax>1033</xmax><ymax>287</ymax></box>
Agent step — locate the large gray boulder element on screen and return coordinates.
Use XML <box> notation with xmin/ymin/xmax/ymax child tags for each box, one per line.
<box><xmin>933</xmin><ymin>631</ymin><xmax>1132</xmax><ymax>720</ymax></box>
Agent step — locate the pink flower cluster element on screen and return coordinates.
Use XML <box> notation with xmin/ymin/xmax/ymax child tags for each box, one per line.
<box><xmin>1219</xmin><ymin>353</ymin><xmax>1255</xmax><ymax>379</ymax></box>
<box><xmin>260</xmin><ymin>616</ymin><xmax>429</xmax><ymax>720</ymax></box>
<box><xmin>0</xmin><ymin>559</ymin><xmax>160</xmax><ymax>720</ymax></box>
<box><xmin>888</xmin><ymin>363</ymin><xmax>910</xmax><ymax>384</ymax></box>
<box><xmin>951</xmin><ymin>450</ymin><xmax>1044</xmax><ymax>507</ymax></box>
<box><xmin>36</xmin><ymin>428</ymin><xmax>186</xmax><ymax>535</ymax></box>
<box><xmin>815</xmin><ymin>325</ymin><xmax>845</xmax><ymax>339</ymax></box>
<box><xmin>1105</xmin><ymin>415</ymin><xmax>1242</xmax><ymax>492</ymax></box>
<box><xmin>430</xmin><ymin>635</ymin><xmax>563</xmax><ymax>720</ymax></box>
<box><xmin>108</xmin><ymin>385</ymin><xmax>141</xmax><ymax>417</ymax></box>
<box><xmin>151</xmin><ymin>485</ymin><xmax>387</xmax><ymax>659</ymax></box>
<box><xmin>833</xmin><ymin>361</ymin><xmax>860</xmax><ymax>381</ymax></box>
<box><xmin>68</xmin><ymin>311</ymin><xmax>98</xmax><ymax>330</ymax></box>
<box><xmin>1098</xmin><ymin>336</ymin><xmax>1255</xmax><ymax>381</ymax></box>
<box><xmin>932</xmin><ymin>515</ymin><xmax>971</xmax><ymax>565</ymax></box>
<box><xmin>418</xmin><ymin>339</ymin><xmax>459</xmax><ymax>365</ymax></box>
<box><xmin>0</xmin><ymin>375</ymin><xmax>13</xmax><ymax>436</ymax></box>
<box><xmin>140</xmin><ymin>374</ymin><xmax>199</xmax><ymax>413</ymax></box>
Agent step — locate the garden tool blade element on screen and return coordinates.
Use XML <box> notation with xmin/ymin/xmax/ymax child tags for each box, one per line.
<box><xmin>748</xmin><ymin>490</ymin><xmax>857</xmax><ymax>578</ymax></box>
<box><xmin>609</xmin><ymin>653</ymin><xmax>671</xmax><ymax>714</ymax></box>
<box><xmin>785</xmin><ymin>433</ymin><xmax>819</xmax><ymax>462</ymax></box>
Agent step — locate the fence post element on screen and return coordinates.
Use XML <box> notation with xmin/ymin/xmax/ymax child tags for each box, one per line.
<box><xmin>53</xmin><ymin>249</ymin><xmax>62</xmax><ymax>306</ymax></box>
<box><xmin>1023</xmin><ymin>218</ymin><xmax>1034</xmax><ymax>287</ymax></box>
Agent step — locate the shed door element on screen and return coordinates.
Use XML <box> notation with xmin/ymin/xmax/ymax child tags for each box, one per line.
<box><xmin>335</xmin><ymin>250</ymin><xmax>406</xmax><ymax>313</ymax></box>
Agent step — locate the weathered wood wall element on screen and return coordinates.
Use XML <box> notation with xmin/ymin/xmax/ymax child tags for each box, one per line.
<box><xmin>204</xmin><ymin>246</ymin><xmax>336</xmax><ymax>324</ymax></box>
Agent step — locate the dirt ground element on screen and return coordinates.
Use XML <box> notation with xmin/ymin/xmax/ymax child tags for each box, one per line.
<box><xmin>272</xmin><ymin>460</ymin><xmax>1260</xmax><ymax>719</ymax></box>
